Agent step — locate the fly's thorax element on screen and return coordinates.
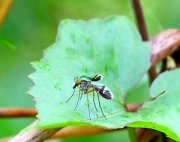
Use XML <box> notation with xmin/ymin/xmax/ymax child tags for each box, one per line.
<box><xmin>75</xmin><ymin>80</ymin><xmax>92</xmax><ymax>93</ymax></box>
<box><xmin>85</xmin><ymin>86</ymin><xmax>94</xmax><ymax>94</ymax></box>
<box><xmin>79</xmin><ymin>76</ymin><xmax>91</xmax><ymax>82</ymax></box>
<box><xmin>80</xmin><ymin>74</ymin><xmax>103</xmax><ymax>82</ymax></box>
<box><xmin>79</xmin><ymin>81</ymin><xmax>88</xmax><ymax>91</ymax></box>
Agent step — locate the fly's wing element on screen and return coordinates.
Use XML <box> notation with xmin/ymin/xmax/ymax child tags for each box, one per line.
<box><xmin>92</xmin><ymin>82</ymin><xmax>114</xmax><ymax>100</ymax></box>
<box><xmin>90</xmin><ymin>74</ymin><xmax>103</xmax><ymax>81</ymax></box>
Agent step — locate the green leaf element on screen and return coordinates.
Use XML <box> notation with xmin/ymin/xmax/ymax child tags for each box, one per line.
<box><xmin>129</xmin><ymin>69</ymin><xmax>180</xmax><ymax>141</ymax></box>
<box><xmin>29</xmin><ymin>16</ymin><xmax>150</xmax><ymax>129</ymax></box>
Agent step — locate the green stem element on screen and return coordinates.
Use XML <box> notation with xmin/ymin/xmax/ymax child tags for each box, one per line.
<box><xmin>128</xmin><ymin>127</ymin><xmax>138</xmax><ymax>142</ymax></box>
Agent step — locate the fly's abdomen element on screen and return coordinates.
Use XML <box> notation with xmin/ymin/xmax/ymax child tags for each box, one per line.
<box><xmin>95</xmin><ymin>85</ymin><xmax>114</xmax><ymax>100</ymax></box>
<box><xmin>99</xmin><ymin>89</ymin><xmax>112</xmax><ymax>99</ymax></box>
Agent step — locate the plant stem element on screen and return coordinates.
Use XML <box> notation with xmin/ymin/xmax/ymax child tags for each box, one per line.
<box><xmin>132</xmin><ymin>0</ymin><xmax>157</xmax><ymax>83</ymax></box>
<box><xmin>9</xmin><ymin>120</ymin><xmax>60</xmax><ymax>142</ymax></box>
<box><xmin>125</xmin><ymin>104</ymin><xmax>138</xmax><ymax>141</ymax></box>
<box><xmin>132</xmin><ymin>0</ymin><xmax>148</xmax><ymax>41</ymax></box>
<box><xmin>0</xmin><ymin>108</ymin><xmax>37</xmax><ymax>117</ymax></box>
<box><xmin>0</xmin><ymin>104</ymin><xmax>142</xmax><ymax>118</ymax></box>
<box><xmin>128</xmin><ymin>127</ymin><xmax>138</xmax><ymax>142</ymax></box>
<box><xmin>0</xmin><ymin>0</ymin><xmax>14</xmax><ymax>25</ymax></box>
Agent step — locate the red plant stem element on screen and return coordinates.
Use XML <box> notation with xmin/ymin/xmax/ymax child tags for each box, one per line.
<box><xmin>0</xmin><ymin>108</ymin><xmax>37</xmax><ymax>117</ymax></box>
<box><xmin>0</xmin><ymin>104</ymin><xmax>139</xmax><ymax>118</ymax></box>
<box><xmin>132</xmin><ymin>0</ymin><xmax>149</xmax><ymax>41</ymax></box>
<box><xmin>132</xmin><ymin>0</ymin><xmax>157</xmax><ymax>82</ymax></box>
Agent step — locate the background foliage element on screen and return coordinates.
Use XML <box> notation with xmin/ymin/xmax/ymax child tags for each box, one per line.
<box><xmin>0</xmin><ymin>0</ymin><xmax>180</xmax><ymax>141</ymax></box>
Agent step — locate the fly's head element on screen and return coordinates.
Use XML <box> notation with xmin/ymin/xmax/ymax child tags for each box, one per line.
<box><xmin>73</xmin><ymin>74</ymin><xmax>103</xmax><ymax>91</ymax></box>
<box><xmin>73</xmin><ymin>77</ymin><xmax>81</xmax><ymax>89</ymax></box>
<box><xmin>73</xmin><ymin>76</ymin><xmax>89</xmax><ymax>89</ymax></box>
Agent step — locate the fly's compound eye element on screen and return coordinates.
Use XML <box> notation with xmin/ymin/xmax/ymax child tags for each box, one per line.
<box><xmin>75</xmin><ymin>79</ymin><xmax>81</xmax><ymax>86</ymax></box>
<box><xmin>72</xmin><ymin>79</ymin><xmax>81</xmax><ymax>89</ymax></box>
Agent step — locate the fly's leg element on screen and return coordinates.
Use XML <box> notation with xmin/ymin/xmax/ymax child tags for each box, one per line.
<box><xmin>87</xmin><ymin>94</ymin><xmax>91</xmax><ymax>120</ymax></box>
<box><xmin>74</xmin><ymin>89</ymin><xmax>81</xmax><ymax>110</ymax></box>
<box><xmin>80</xmin><ymin>89</ymin><xmax>83</xmax><ymax>100</ymax></box>
<box><xmin>93</xmin><ymin>90</ymin><xmax>98</xmax><ymax>112</ymax></box>
<box><xmin>97</xmin><ymin>92</ymin><xmax>107</xmax><ymax>120</ymax></box>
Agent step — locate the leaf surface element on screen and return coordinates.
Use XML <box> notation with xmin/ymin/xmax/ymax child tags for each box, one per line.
<box><xmin>29</xmin><ymin>16</ymin><xmax>150</xmax><ymax>129</ymax></box>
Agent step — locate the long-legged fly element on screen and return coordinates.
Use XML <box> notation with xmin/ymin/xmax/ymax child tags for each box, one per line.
<box><xmin>66</xmin><ymin>74</ymin><xmax>114</xmax><ymax>120</ymax></box>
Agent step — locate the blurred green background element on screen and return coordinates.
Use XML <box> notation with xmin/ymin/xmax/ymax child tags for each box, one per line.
<box><xmin>0</xmin><ymin>0</ymin><xmax>180</xmax><ymax>141</ymax></box>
